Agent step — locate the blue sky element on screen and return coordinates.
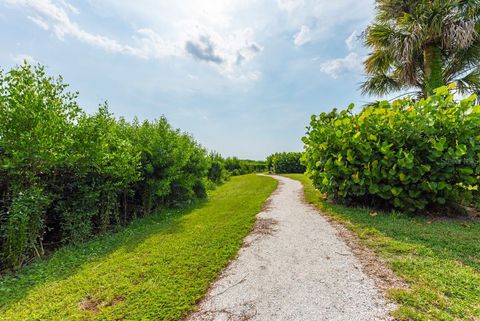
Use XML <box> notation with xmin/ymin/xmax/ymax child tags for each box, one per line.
<box><xmin>0</xmin><ymin>0</ymin><xmax>376</xmax><ymax>160</ymax></box>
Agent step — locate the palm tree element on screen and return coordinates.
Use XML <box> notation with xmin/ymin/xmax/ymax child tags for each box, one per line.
<box><xmin>361</xmin><ymin>0</ymin><xmax>480</xmax><ymax>98</ymax></box>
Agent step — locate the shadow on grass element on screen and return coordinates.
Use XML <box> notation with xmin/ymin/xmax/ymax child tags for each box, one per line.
<box><xmin>0</xmin><ymin>200</ymin><xmax>206</xmax><ymax>311</ymax></box>
<box><xmin>306</xmin><ymin>186</ymin><xmax>480</xmax><ymax>273</ymax></box>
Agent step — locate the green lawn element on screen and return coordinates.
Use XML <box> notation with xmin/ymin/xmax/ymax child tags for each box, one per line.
<box><xmin>0</xmin><ymin>174</ymin><xmax>277</xmax><ymax>321</ymax></box>
<box><xmin>284</xmin><ymin>174</ymin><xmax>480</xmax><ymax>321</ymax></box>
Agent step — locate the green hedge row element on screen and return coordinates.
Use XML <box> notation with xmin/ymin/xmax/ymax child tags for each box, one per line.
<box><xmin>223</xmin><ymin>157</ymin><xmax>266</xmax><ymax>176</ymax></box>
<box><xmin>303</xmin><ymin>86</ymin><xmax>480</xmax><ymax>213</ymax></box>
<box><xmin>266</xmin><ymin>152</ymin><xmax>305</xmax><ymax>174</ymax></box>
<box><xmin>0</xmin><ymin>64</ymin><xmax>216</xmax><ymax>270</ymax></box>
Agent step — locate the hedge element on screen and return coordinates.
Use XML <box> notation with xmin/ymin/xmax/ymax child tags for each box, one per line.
<box><xmin>302</xmin><ymin>86</ymin><xmax>480</xmax><ymax>213</ymax></box>
<box><xmin>0</xmin><ymin>63</ymin><xmax>215</xmax><ymax>270</ymax></box>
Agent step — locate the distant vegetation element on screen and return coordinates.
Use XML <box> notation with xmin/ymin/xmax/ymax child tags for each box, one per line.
<box><xmin>266</xmin><ymin>152</ymin><xmax>305</xmax><ymax>174</ymax></box>
<box><xmin>303</xmin><ymin>86</ymin><xmax>480</xmax><ymax>213</ymax></box>
<box><xmin>223</xmin><ymin>157</ymin><xmax>266</xmax><ymax>176</ymax></box>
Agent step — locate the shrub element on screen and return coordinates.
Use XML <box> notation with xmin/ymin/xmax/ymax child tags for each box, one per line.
<box><xmin>223</xmin><ymin>157</ymin><xmax>266</xmax><ymax>176</ymax></box>
<box><xmin>0</xmin><ymin>63</ymin><xmax>212</xmax><ymax>270</ymax></box>
<box><xmin>207</xmin><ymin>152</ymin><xmax>229</xmax><ymax>185</ymax></box>
<box><xmin>266</xmin><ymin>152</ymin><xmax>305</xmax><ymax>174</ymax></box>
<box><xmin>303</xmin><ymin>86</ymin><xmax>480</xmax><ymax>213</ymax></box>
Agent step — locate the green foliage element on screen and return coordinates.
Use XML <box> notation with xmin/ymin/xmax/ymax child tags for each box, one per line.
<box><xmin>207</xmin><ymin>152</ymin><xmax>229</xmax><ymax>186</ymax></box>
<box><xmin>303</xmin><ymin>87</ymin><xmax>480</xmax><ymax>213</ymax></box>
<box><xmin>0</xmin><ymin>175</ymin><xmax>277</xmax><ymax>321</ymax></box>
<box><xmin>286</xmin><ymin>173</ymin><xmax>480</xmax><ymax>321</ymax></box>
<box><xmin>0</xmin><ymin>63</ymin><xmax>212</xmax><ymax>270</ymax></box>
<box><xmin>2</xmin><ymin>187</ymin><xmax>50</xmax><ymax>269</ymax></box>
<box><xmin>223</xmin><ymin>157</ymin><xmax>266</xmax><ymax>176</ymax></box>
<box><xmin>266</xmin><ymin>152</ymin><xmax>305</xmax><ymax>174</ymax></box>
<box><xmin>362</xmin><ymin>0</ymin><xmax>480</xmax><ymax>98</ymax></box>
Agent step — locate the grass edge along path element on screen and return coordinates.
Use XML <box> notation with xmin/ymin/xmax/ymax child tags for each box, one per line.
<box><xmin>284</xmin><ymin>174</ymin><xmax>480</xmax><ymax>321</ymax></box>
<box><xmin>0</xmin><ymin>174</ymin><xmax>277</xmax><ymax>321</ymax></box>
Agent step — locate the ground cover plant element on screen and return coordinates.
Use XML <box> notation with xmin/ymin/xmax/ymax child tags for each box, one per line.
<box><xmin>0</xmin><ymin>174</ymin><xmax>277</xmax><ymax>321</ymax></box>
<box><xmin>303</xmin><ymin>86</ymin><xmax>480</xmax><ymax>213</ymax></box>
<box><xmin>266</xmin><ymin>152</ymin><xmax>305</xmax><ymax>174</ymax></box>
<box><xmin>0</xmin><ymin>63</ymin><xmax>225</xmax><ymax>271</ymax></box>
<box><xmin>285</xmin><ymin>173</ymin><xmax>480</xmax><ymax>321</ymax></box>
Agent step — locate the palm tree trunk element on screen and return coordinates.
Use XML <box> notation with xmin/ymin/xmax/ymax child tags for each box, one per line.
<box><xmin>423</xmin><ymin>45</ymin><xmax>444</xmax><ymax>96</ymax></box>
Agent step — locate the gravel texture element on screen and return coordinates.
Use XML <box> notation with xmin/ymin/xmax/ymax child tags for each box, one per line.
<box><xmin>187</xmin><ymin>175</ymin><xmax>395</xmax><ymax>321</ymax></box>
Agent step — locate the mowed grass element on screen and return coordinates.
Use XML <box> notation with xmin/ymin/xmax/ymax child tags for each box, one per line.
<box><xmin>284</xmin><ymin>174</ymin><xmax>480</xmax><ymax>321</ymax></box>
<box><xmin>0</xmin><ymin>174</ymin><xmax>277</xmax><ymax>321</ymax></box>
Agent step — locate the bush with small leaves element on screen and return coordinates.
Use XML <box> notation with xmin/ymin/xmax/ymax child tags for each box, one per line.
<box><xmin>0</xmin><ymin>63</ymin><xmax>211</xmax><ymax>270</ymax></box>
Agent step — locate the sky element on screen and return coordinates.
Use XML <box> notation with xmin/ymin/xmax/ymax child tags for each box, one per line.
<box><xmin>0</xmin><ymin>0</ymin><xmax>377</xmax><ymax>160</ymax></box>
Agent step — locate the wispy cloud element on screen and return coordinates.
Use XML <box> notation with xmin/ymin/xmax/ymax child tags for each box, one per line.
<box><xmin>294</xmin><ymin>25</ymin><xmax>311</xmax><ymax>47</ymax></box>
<box><xmin>2</xmin><ymin>0</ymin><xmax>142</xmax><ymax>55</ymax></box>
<box><xmin>277</xmin><ymin>0</ymin><xmax>373</xmax><ymax>47</ymax></box>
<box><xmin>277</xmin><ymin>0</ymin><xmax>304</xmax><ymax>12</ymax></box>
<box><xmin>1</xmin><ymin>0</ymin><xmax>263</xmax><ymax>80</ymax></box>
<box><xmin>319</xmin><ymin>52</ymin><xmax>362</xmax><ymax>78</ymax></box>
<box><xmin>345</xmin><ymin>30</ymin><xmax>359</xmax><ymax>50</ymax></box>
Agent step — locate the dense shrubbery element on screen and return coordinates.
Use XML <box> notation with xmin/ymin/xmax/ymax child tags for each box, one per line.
<box><xmin>266</xmin><ymin>152</ymin><xmax>305</xmax><ymax>174</ymax></box>
<box><xmin>0</xmin><ymin>63</ymin><xmax>215</xmax><ymax>270</ymax></box>
<box><xmin>206</xmin><ymin>152</ymin><xmax>230</xmax><ymax>186</ymax></box>
<box><xmin>303</xmin><ymin>86</ymin><xmax>480</xmax><ymax>213</ymax></box>
<box><xmin>223</xmin><ymin>157</ymin><xmax>266</xmax><ymax>176</ymax></box>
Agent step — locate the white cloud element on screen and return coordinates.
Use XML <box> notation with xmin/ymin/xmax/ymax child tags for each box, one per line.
<box><xmin>319</xmin><ymin>52</ymin><xmax>362</xmax><ymax>78</ymax></box>
<box><xmin>27</xmin><ymin>15</ymin><xmax>49</xmax><ymax>30</ymax></box>
<box><xmin>2</xmin><ymin>0</ymin><xmax>374</xmax><ymax>80</ymax></box>
<box><xmin>345</xmin><ymin>30</ymin><xmax>359</xmax><ymax>50</ymax></box>
<box><xmin>2</xmin><ymin>0</ymin><xmax>263</xmax><ymax>81</ymax></box>
<box><xmin>294</xmin><ymin>25</ymin><xmax>311</xmax><ymax>47</ymax></box>
<box><xmin>277</xmin><ymin>0</ymin><xmax>374</xmax><ymax>45</ymax></box>
<box><xmin>57</xmin><ymin>0</ymin><xmax>79</xmax><ymax>14</ymax></box>
<box><xmin>3</xmin><ymin>0</ymin><xmax>139</xmax><ymax>54</ymax></box>
<box><xmin>277</xmin><ymin>0</ymin><xmax>304</xmax><ymax>12</ymax></box>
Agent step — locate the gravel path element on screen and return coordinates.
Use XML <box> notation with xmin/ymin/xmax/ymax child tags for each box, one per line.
<box><xmin>188</xmin><ymin>175</ymin><xmax>394</xmax><ymax>321</ymax></box>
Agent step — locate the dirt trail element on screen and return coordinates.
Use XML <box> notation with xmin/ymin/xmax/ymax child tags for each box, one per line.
<box><xmin>188</xmin><ymin>175</ymin><xmax>395</xmax><ymax>321</ymax></box>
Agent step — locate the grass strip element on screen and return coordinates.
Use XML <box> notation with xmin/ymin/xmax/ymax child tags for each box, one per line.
<box><xmin>0</xmin><ymin>174</ymin><xmax>277</xmax><ymax>321</ymax></box>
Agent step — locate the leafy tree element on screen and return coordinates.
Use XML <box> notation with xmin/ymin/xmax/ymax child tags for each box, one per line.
<box><xmin>207</xmin><ymin>152</ymin><xmax>229</xmax><ymax>185</ymax></box>
<box><xmin>362</xmin><ymin>0</ymin><xmax>480</xmax><ymax>98</ymax></box>
<box><xmin>0</xmin><ymin>63</ymin><xmax>213</xmax><ymax>270</ymax></box>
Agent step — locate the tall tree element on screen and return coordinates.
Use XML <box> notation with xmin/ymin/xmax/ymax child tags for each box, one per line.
<box><xmin>361</xmin><ymin>0</ymin><xmax>480</xmax><ymax>98</ymax></box>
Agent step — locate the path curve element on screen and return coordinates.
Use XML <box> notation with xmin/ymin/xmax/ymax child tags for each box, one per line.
<box><xmin>188</xmin><ymin>175</ymin><xmax>394</xmax><ymax>321</ymax></box>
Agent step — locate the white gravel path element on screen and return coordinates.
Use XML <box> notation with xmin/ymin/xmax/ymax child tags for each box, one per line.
<box><xmin>188</xmin><ymin>175</ymin><xmax>394</xmax><ymax>321</ymax></box>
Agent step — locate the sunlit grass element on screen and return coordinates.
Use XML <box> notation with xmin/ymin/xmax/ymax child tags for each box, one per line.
<box><xmin>0</xmin><ymin>174</ymin><xmax>277</xmax><ymax>321</ymax></box>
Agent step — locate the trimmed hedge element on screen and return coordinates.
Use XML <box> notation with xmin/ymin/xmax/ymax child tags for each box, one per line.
<box><xmin>223</xmin><ymin>157</ymin><xmax>266</xmax><ymax>176</ymax></box>
<box><xmin>266</xmin><ymin>152</ymin><xmax>305</xmax><ymax>174</ymax></box>
<box><xmin>303</xmin><ymin>86</ymin><xmax>480</xmax><ymax>213</ymax></box>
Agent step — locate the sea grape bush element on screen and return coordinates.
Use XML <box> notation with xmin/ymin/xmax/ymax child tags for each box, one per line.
<box><xmin>0</xmin><ymin>63</ymin><xmax>213</xmax><ymax>270</ymax></box>
<box><xmin>303</xmin><ymin>86</ymin><xmax>480</xmax><ymax>213</ymax></box>
<box><xmin>266</xmin><ymin>152</ymin><xmax>305</xmax><ymax>174</ymax></box>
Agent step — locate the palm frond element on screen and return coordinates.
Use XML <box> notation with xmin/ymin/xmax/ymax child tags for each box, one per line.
<box><xmin>360</xmin><ymin>73</ymin><xmax>403</xmax><ymax>96</ymax></box>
